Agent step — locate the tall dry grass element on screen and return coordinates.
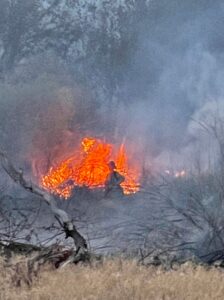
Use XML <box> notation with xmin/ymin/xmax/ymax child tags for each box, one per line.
<box><xmin>1</xmin><ymin>256</ymin><xmax>224</xmax><ymax>300</ymax></box>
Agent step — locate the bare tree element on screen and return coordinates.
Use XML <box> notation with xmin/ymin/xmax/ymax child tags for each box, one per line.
<box><xmin>0</xmin><ymin>150</ymin><xmax>88</xmax><ymax>262</ymax></box>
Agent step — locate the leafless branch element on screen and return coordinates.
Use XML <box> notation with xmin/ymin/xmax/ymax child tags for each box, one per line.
<box><xmin>0</xmin><ymin>150</ymin><xmax>88</xmax><ymax>258</ymax></box>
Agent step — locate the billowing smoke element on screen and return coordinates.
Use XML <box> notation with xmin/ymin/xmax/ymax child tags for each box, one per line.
<box><xmin>116</xmin><ymin>0</ymin><xmax>224</xmax><ymax>170</ymax></box>
<box><xmin>1</xmin><ymin>0</ymin><xmax>224</xmax><ymax>256</ymax></box>
<box><xmin>0</xmin><ymin>0</ymin><xmax>224</xmax><ymax>176</ymax></box>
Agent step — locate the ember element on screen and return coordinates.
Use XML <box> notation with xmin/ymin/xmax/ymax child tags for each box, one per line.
<box><xmin>41</xmin><ymin>137</ymin><xmax>140</xmax><ymax>198</ymax></box>
<box><xmin>165</xmin><ymin>169</ymin><xmax>186</xmax><ymax>178</ymax></box>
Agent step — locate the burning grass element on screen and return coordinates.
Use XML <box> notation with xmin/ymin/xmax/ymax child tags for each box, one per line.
<box><xmin>1</xmin><ymin>256</ymin><xmax>224</xmax><ymax>300</ymax></box>
<box><xmin>41</xmin><ymin>137</ymin><xmax>140</xmax><ymax>198</ymax></box>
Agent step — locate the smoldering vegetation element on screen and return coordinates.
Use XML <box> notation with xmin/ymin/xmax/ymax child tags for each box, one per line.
<box><xmin>1</xmin><ymin>0</ymin><xmax>224</xmax><ymax>264</ymax></box>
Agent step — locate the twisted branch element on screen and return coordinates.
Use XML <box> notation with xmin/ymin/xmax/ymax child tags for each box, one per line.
<box><xmin>0</xmin><ymin>150</ymin><xmax>87</xmax><ymax>256</ymax></box>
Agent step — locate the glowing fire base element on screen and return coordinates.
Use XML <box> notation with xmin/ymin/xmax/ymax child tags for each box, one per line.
<box><xmin>41</xmin><ymin>137</ymin><xmax>140</xmax><ymax>199</ymax></box>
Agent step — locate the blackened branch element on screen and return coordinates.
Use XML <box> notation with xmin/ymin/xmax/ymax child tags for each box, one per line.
<box><xmin>0</xmin><ymin>150</ymin><xmax>88</xmax><ymax>254</ymax></box>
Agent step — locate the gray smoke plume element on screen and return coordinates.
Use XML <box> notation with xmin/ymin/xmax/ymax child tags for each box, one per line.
<box><xmin>1</xmin><ymin>0</ymin><xmax>224</xmax><ymax>257</ymax></box>
<box><xmin>0</xmin><ymin>0</ymin><xmax>223</xmax><ymax>173</ymax></box>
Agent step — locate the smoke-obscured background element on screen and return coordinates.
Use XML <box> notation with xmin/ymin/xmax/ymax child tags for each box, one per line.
<box><xmin>0</xmin><ymin>0</ymin><xmax>223</xmax><ymax>171</ymax></box>
<box><xmin>1</xmin><ymin>0</ymin><xmax>224</xmax><ymax>256</ymax></box>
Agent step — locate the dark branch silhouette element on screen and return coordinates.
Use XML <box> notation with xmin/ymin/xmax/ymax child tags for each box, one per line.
<box><xmin>0</xmin><ymin>150</ymin><xmax>88</xmax><ymax>258</ymax></box>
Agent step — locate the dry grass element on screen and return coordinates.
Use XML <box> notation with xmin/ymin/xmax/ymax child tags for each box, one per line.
<box><xmin>1</xmin><ymin>256</ymin><xmax>224</xmax><ymax>300</ymax></box>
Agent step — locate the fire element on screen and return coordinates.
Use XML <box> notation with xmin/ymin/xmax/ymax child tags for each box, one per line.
<box><xmin>174</xmin><ymin>170</ymin><xmax>186</xmax><ymax>178</ymax></box>
<box><xmin>164</xmin><ymin>169</ymin><xmax>186</xmax><ymax>178</ymax></box>
<box><xmin>115</xmin><ymin>144</ymin><xmax>140</xmax><ymax>194</ymax></box>
<box><xmin>41</xmin><ymin>137</ymin><xmax>140</xmax><ymax>198</ymax></box>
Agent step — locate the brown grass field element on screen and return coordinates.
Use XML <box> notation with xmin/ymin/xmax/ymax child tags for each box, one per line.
<box><xmin>1</xmin><ymin>257</ymin><xmax>224</xmax><ymax>300</ymax></box>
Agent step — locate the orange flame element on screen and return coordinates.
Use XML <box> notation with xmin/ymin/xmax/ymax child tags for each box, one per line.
<box><xmin>41</xmin><ymin>137</ymin><xmax>140</xmax><ymax>198</ymax></box>
<box><xmin>115</xmin><ymin>144</ymin><xmax>140</xmax><ymax>194</ymax></box>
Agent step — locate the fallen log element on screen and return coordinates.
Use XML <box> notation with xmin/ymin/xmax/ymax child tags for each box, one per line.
<box><xmin>0</xmin><ymin>241</ymin><xmax>41</xmax><ymax>259</ymax></box>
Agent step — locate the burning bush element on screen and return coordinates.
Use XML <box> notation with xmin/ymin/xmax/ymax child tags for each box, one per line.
<box><xmin>41</xmin><ymin>137</ymin><xmax>140</xmax><ymax>198</ymax></box>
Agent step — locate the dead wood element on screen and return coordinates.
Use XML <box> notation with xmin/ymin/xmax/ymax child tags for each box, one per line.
<box><xmin>0</xmin><ymin>241</ymin><xmax>41</xmax><ymax>259</ymax></box>
<box><xmin>0</xmin><ymin>150</ymin><xmax>88</xmax><ymax>264</ymax></box>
